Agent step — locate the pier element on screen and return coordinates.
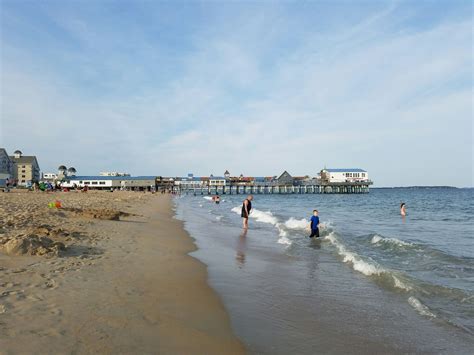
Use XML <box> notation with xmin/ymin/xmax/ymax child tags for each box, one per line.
<box><xmin>175</xmin><ymin>181</ymin><xmax>373</xmax><ymax>195</ymax></box>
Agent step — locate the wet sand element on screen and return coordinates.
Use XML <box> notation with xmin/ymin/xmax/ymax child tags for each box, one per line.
<box><xmin>0</xmin><ymin>191</ymin><xmax>244</xmax><ymax>354</ymax></box>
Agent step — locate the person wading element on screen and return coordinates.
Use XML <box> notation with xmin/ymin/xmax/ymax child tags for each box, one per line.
<box><xmin>241</xmin><ymin>195</ymin><xmax>253</xmax><ymax>229</ymax></box>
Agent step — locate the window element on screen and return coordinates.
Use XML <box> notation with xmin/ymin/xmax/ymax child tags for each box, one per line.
<box><xmin>21</xmin><ymin>170</ymin><xmax>25</xmax><ymax>173</ymax></box>
<box><xmin>22</xmin><ymin>165</ymin><xmax>26</xmax><ymax>168</ymax></box>
<box><xmin>79</xmin><ymin>181</ymin><xmax>83</xmax><ymax>184</ymax></box>
<box><xmin>92</xmin><ymin>181</ymin><xmax>98</xmax><ymax>185</ymax></box>
<box><xmin>84</xmin><ymin>182</ymin><xmax>90</xmax><ymax>185</ymax></box>
<box><xmin>21</xmin><ymin>175</ymin><xmax>26</xmax><ymax>178</ymax></box>
<box><xmin>99</xmin><ymin>182</ymin><xmax>106</xmax><ymax>185</ymax></box>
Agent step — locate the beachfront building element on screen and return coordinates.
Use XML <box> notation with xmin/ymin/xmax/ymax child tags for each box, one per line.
<box><xmin>156</xmin><ymin>176</ymin><xmax>175</xmax><ymax>191</ymax></box>
<box><xmin>9</xmin><ymin>150</ymin><xmax>40</xmax><ymax>186</ymax></box>
<box><xmin>0</xmin><ymin>148</ymin><xmax>14</xmax><ymax>180</ymax></box>
<box><xmin>277</xmin><ymin>171</ymin><xmax>294</xmax><ymax>186</ymax></box>
<box><xmin>174</xmin><ymin>174</ymin><xmax>205</xmax><ymax>189</ymax></box>
<box><xmin>62</xmin><ymin>175</ymin><xmax>157</xmax><ymax>191</ymax></box>
<box><xmin>42</xmin><ymin>172</ymin><xmax>58</xmax><ymax>181</ymax></box>
<box><xmin>99</xmin><ymin>172</ymin><xmax>131</xmax><ymax>177</ymax></box>
<box><xmin>320</xmin><ymin>168</ymin><xmax>369</xmax><ymax>183</ymax></box>
<box><xmin>209</xmin><ymin>176</ymin><xmax>226</xmax><ymax>187</ymax></box>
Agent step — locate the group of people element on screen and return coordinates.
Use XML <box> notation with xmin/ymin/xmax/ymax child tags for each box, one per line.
<box><xmin>239</xmin><ymin>195</ymin><xmax>321</xmax><ymax>238</ymax></box>
<box><xmin>238</xmin><ymin>196</ymin><xmax>406</xmax><ymax>238</ymax></box>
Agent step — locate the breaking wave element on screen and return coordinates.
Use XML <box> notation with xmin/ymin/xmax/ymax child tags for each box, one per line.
<box><xmin>408</xmin><ymin>297</ymin><xmax>437</xmax><ymax>318</ymax></box>
<box><xmin>371</xmin><ymin>235</ymin><xmax>413</xmax><ymax>247</ymax></box>
<box><xmin>284</xmin><ymin>217</ymin><xmax>308</xmax><ymax>230</ymax></box>
<box><xmin>231</xmin><ymin>206</ymin><xmax>279</xmax><ymax>225</ymax></box>
<box><xmin>325</xmin><ymin>232</ymin><xmax>384</xmax><ymax>276</ymax></box>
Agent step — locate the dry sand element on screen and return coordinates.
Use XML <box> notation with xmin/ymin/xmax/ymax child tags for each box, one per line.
<box><xmin>0</xmin><ymin>190</ymin><xmax>245</xmax><ymax>354</ymax></box>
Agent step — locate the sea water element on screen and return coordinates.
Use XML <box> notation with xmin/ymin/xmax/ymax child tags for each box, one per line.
<box><xmin>175</xmin><ymin>188</ymin><xmax>473</xmax><ymax>353</ymax></box>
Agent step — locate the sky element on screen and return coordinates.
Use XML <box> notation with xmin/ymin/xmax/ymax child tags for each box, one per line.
<box><xmin>0</xmin><ymin>0</ymin><xmax>472</xmax><ymax>187</ymax></box>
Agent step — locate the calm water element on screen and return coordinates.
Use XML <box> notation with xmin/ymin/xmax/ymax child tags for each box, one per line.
<box><xmin>175</xmin><ymin>188</ymin><xmax>473</xmax><ymax>353</ymax></box>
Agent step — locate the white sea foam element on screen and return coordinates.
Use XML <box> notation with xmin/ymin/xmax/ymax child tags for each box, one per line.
<box><xmin>392</xmin><ymin>275</ymin><xmax>413</xmax><ymax>291</ymax></box>
<box><xmin>324</xmin><ymin>232</ymin><xmax>383</xmax><ymax>276</ymax></box>
<box><xmin>203</xmin><ymin>196</ymin><xmax>213</xmax><ymax>201</ymax></box>
<box><xmin>277</xmin><ymin>225</ymin><xmax>288</xmax><ymax>237</ymax></box>
<box><xmin>231</xmin><ymin>206</ymin><xmax>278</xmax><ymax>225</ymax></box>
<box><xmin>278</xmin><ymin>235</ymin><xmax>292</xmax><ymax>245</ymax></box>
<box><xmin>371</xmin><ymin>235</ymin><xmax>412</xmax><ymax>247</ymax></box>
<box><xmin>216</xmin><ymin>216</ymin><xmax>223</xmax><ymax>221</ymax></box>
<box><xmin>408</xmin><ymin>297</ymin><xmax>436</xmax><ymax>318</ymax></box>
<box><xmin>284</xmin><ymin>217</ymin><xmax>309</xmax><ymax>230</ymax></box>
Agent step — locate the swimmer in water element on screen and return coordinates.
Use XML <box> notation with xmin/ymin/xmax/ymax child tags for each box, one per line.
<box><xmin>400</xmin><ymin>202</ymin><xmax>407</xmax><ymax>216</ymax></box>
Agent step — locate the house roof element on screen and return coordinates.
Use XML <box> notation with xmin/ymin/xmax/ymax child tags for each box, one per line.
<box><xmin>277</xmin><ymin>170</ymin><xmax>292</xmax><ymax>179</ymax></box>
<box><xmin>67</xmin><ymin>176</ymin><xmax>156</xmax><ymax>181</ymax></box>
<box><xmin>325</xmin><ymin>168</ymin><xmax>367</xmax><ymax>173</ymax></box>
<box><xmin>10</xmin><ymin>155</ymin><xmax>39</xmax><ymax>167</ymax></box>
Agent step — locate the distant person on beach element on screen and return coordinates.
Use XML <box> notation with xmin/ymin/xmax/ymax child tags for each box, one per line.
<box><xmin>241</xmin><ymin>195</ymin><xmax>253</xmax><ymax>229</ymax></box>
<box><xmin>308</xmin><ymin>210</ymin><xmax>320</xmax><ymax>238</ymax></box>
<box><xmin>400</xmin><ymin>203</ymin><xmax>407</xmax><ymax>216</ymax></box>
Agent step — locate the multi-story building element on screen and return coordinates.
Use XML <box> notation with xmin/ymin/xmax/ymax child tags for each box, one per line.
<box><xmin>9</xmin><ymin>150</ymin><xmax>40</xmax><ymax>186</ymax></box>
<box><xmin>0</xmin><ymin>148</ymin><xmax>14</xmax><ymax>180</ymax></box>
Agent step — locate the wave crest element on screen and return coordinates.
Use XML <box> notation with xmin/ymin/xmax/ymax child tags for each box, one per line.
<box><xmin>284</xmin><ymin>217</ymin><xmax>308</xmax><ymax>230</ymax></box>
<box><xmin>371</xmin><ymin>235</ymin><xmax>412</xmax><ymax>247</ymax></box>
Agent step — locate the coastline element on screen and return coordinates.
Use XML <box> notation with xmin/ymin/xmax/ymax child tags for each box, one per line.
<box><xmin>0</xmin><ymin>191</ymin><xmax>244</xmax><ymax>354</ymax></box>
<box><xmin>175</xmin><ymin>193</ymin><xmax>474</xmax><ymax>354</ymax></box>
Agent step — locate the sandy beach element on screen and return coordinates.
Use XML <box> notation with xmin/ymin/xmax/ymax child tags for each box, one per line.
<box><xmin>0</xmin><ymin>190</ymin><xmax>244</xmax><ymax>354</ymax></box>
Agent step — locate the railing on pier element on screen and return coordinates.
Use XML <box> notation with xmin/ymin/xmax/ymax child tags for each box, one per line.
<box><xmin>174</xmin><ymin>180</ymin><xmax>373</xmax><ymax>195</ymax></box>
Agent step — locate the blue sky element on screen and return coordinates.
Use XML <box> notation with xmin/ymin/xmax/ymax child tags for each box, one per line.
<box><xmin>0</xmin><ymin>0</ymin><xmax>472</xmax><ymax>186</ymax></box>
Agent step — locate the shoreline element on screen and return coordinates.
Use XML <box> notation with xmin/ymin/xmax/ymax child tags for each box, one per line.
<box><xmin>175</xmin><ymin>194</ymin><xmax>474</xmax><ymax>354</ymax></box>
<box><xmin>0</xmin><ymin>191</ymin><xmax>245</xmax><ymax>354</ymax></box>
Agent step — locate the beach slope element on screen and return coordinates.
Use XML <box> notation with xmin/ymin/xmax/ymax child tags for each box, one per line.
<box><xmin>0</xmin><ymin>192</ymin><xmax>244</xmax><ymax>354</ymax></box>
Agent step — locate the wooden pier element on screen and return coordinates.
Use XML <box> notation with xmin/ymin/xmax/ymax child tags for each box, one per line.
<box><xmin>175</xmin><ymin>181</ymin><xmax>373</xmax><ymax>195</ymax></box>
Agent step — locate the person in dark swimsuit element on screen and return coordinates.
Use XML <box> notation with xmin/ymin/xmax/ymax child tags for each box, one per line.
<box><xmin>241</xmin><ymin>195</ymin><xmax>253</xmax><ymax>229</ymax></box>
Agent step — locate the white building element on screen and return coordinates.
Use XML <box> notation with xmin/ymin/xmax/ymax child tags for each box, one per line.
<box><xmin>61</xmin><ymin>176</ymin><xmax>156</xmax><ymax>190</ymax></box>
<box><xmin>99</xmin><ymin>172</ymin><xmax>131</xmax><ymax>176</ymax></box>
<box><xmin>209</xmin><ymin>176</ymin><xmax>226</xmax><ymax>187</ymax></box>
<box><xmin>42</xmin><ymin>172</ymin><xmax>58</xmax><ymax>181</ymax></box>
<box><xmin>174</xmin><ymin>176</ymin><xmax>205</xmax><ymax>188</ymax></box>
<box><xmin>321</xmin><ymin>168</ymin><xmax>369</xmax><ymax>183</ymax></box>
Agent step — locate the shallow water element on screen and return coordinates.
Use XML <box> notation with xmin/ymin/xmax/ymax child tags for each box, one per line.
<box><xmin>176</xmin><ymin>188</ymin><xmax>474</xmax><ymax>353</ymax></box>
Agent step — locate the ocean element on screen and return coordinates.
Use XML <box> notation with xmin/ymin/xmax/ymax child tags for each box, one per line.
<box><xmin>175</xmin><ymin>188</ymin><xmax>473</xmax><ymax>354</ymax></box>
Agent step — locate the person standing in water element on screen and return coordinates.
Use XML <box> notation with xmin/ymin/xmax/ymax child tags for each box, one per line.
<box><xmin>241</xmin><ymin>195</ymin><xmax>253</xmax><ymax>229</ymax></box>
<box><xmin>400</xmin><ymin>203</ymin><xmax>407</xmax><ymax>216</ymax></box>
<box><xmin>308</xmin><ymin>209</ymin><xmax>320</xmax><ymax>238</ymax></box>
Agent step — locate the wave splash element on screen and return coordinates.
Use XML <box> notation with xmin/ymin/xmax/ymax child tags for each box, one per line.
<box><xmin>371</xmin><ymin>234</ymin><xmax>413</xmax><ymax>247</ymax></box>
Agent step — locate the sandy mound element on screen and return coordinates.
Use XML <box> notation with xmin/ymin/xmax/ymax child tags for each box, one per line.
<box><xmin>63</xmin><ymin>208</ymin><xmax>129</xmax><ymax>220</ymax></box>
<box><xmin>0</xmin><ymin>234</ymin><xmax>66</xmax><ymax>256</ymax></box>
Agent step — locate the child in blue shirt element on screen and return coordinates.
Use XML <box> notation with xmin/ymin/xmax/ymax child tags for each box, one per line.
<box><xmin>309</xmin><ymin>210</ymin><xmax>320</xmax><ymax>238</ymax></box>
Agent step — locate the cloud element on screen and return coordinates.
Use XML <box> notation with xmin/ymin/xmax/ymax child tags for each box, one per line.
<box><xmin>0</xmin><ymin>1</ymin><xmax>472</xmax><ymax>186</ymax></box>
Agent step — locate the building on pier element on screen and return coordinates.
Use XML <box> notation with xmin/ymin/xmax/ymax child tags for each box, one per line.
<box><xmin>320</xmin><ymin>168</ymin><xmax>369</xmax><ymax>183</ymax></box>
